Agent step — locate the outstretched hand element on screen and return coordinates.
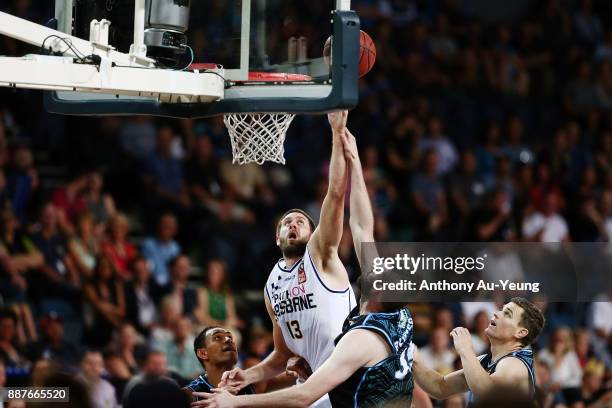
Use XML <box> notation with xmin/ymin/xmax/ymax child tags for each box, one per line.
<box><xmin>191</xmin><ymin>389</ymin><xmax>236</xmax><ymax>408</ymax></box>
<box><xmin>450</xmin><ymin>327</ymin><xmax>474</xmax><ymax>357</ymax></box>
<box><xmin>219</xmin><ymin>368</ymin><xmax>249</xmax><ymax>390</ymax></box>
<box><xmin>340</xmin><ymin>128</ymin><xmax>359</xmax><ymax>165</ymax></box>
<box><xmin>327</xmin><ymin>110</ymin><xmax>348</xmax><ymax>134</ymax></box>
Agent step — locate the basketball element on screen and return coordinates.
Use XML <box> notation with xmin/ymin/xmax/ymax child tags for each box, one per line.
<box><xmin>323</xmin><ymin>30</ymin><xmax>376</xmax><ymax>77</ymax></box>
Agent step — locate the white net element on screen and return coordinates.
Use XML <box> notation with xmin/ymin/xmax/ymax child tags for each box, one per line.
<box><xmin>223</xmin><ymin>113</ymin><xmax>296</xmax><ymax>165</ymax></box>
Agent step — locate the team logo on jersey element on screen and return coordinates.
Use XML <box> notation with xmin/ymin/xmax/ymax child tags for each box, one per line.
<box><xmin>271</xmin><ymin>275</ymin><xmax>282</xmax><ymax>292</ymax></box>
<box><xmin>298</xmin><ymin>261</ymin><xmax>307</xmax><ymax>284</ymax></box>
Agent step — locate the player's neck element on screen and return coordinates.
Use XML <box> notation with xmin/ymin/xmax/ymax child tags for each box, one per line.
<box><xmin>206</xmin><ymin>363</ymin><xmax>235</xmax><ymax>388</ymax></box>
<box><xmin>490</xmin><ymin>339</ymin><xmax>523</xmax><ymax>362</ymax></box>
<box><xmin>283</xmin><ymin>256</ymin><xmax>300</xmax><ymax>269</ymax></box>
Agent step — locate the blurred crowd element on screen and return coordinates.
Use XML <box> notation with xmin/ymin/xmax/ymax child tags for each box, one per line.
<box><xmin>0</xmin><ymin>0</ymin><xmax>612</xmax><ymax>407</ymax></box>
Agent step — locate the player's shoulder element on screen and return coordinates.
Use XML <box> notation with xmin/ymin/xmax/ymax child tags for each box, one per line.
<box><xmin>347</xmin><ymin>309</ymin><xmax>413</xmax><ymax>348</ymax></box>
<box><xmin>494</xmin><ymin>355</ymin><xmax>530</xmax><ymax>379</ymax></box>
<box><xmin>184</xmin><ymin>375</ymin><xmax>212</xmax><ymax>393</ymax></box>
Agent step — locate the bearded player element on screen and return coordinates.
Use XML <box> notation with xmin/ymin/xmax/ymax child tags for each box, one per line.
<box><xmin>219</xmin><ymin>111</ymin><xmax>356</xmax><ymax>408</ymax></box>
<box><xmin>194</xmin><ymin>127</ymin><xmax>435</xmax><ymax>407</ymax></box>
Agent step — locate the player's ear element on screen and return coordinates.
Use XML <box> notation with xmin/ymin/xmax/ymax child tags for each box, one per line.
<box><xmin>196</xmin><ymin>348</ymin><xmax>208</xmax><ymax>361</ymax></box>
<box><xmin>276</xmin><ymin>234</ymin><xmax>281</xmax><ymax>247</ymax></box>
<box><xmin>515</xmin><ymin>327</ymin><xmax>528</xmax><ymax>343</ymax></box>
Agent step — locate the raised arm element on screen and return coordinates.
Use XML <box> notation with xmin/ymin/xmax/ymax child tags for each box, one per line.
<box><xmin>412</xmin><ymin>348</ymin><xmax>469</xmax><ymax>400</ymax></box>
<box><xmin>308</xmin><ymin>111</ymin><xmax>349</xmax><ymax>265</ymax></box>
<box><xmin>196</xmin><ymin>329</ymin><xmax>375</xmax><ymax>408</ymax></box>
<box><xmin>341</xmin><ymin>129</ymin><xmax>374</xmax><ymax>269</ymax></box>
<box><xmin>221</xmin><ymin>295</ymin><xmax>294</xmax><ymax>388</ymax></box>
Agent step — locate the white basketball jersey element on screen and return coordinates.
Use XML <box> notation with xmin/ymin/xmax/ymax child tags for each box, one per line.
<box><xmin>265</xmin><ymin>246</ymin><xmax>355</xmax><ymax>408</ymax></box>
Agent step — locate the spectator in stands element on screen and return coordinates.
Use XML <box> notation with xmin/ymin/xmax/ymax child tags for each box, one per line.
<box><xmin>68</xmin><ymin>211</ymin><xmax>99</xmax><ymax>279</ymax></box>
<box><xmin>523</xmin><ymin>191</ymin><xmax>571</xmax><ymax>242</ymax></box>
<box><xmin>448</xmin><ymin>150</ymin><xmax>485</xmax><ymax>224</ymax></box>
<box><xmin>187</xmin><ymin>135</ymin><xmax>254</xmax><ymax>225</ymax></box>
<box><xmin>151</xmin><ymin>295</ymin><xmax>182</xmax><ymax>346</ymax></box>
<box><xmin>83</xmin><ymin>254</ymin><xmax>126</xmax><ymax>348</ymax></box>
<box><xmin>143</xmin><ymin>125</ymin><xmax>191</xmax><ymax>211</ymax></box>
<box><xmin>574</xmin><ymin>328</ymin><xmax>593</xmax><ymax>369</ymax></box>
<box><xmin>153</xmin><ymin>316</ymin><xmax>200</xmax><ymax>380</ymax></box>
<box><xmin>411</xmin><ymin>149</ymin><xmax>448</xmax><ymax>239</ymax></box>
<box><xmin>433</xmin><ymin>308</ymin><xmax>455</xmax><ymax>334</ymax></box>
<box><xmin>0</xmin><ymin>308</ymin><xmax>30</xmax><ymax>386</ymax></box>
<box><xmin>104</xmin><ymin>352</ymin><xmax>132</xmax><ymax>401</ymax></box>
<box><xmin>83</xmin><ymin>170</ymin><xmax>116</xmax><ymax>237</ymax></box>
<box><xmin>502</xmin><ymin>117</ymin><xmax>534</xmax><ymax>167</ymax></box>
<box><xmin>538</xmin><ymin>326</ymin><xmax>583</xmax><ymax>404</ymax></box>
<box><xmin>51</xmin><ymin>172</ymin><xmax>88</xmax><ymax>234</ymax></box>
<box><xmin>26</xmin><ymin>312</ymin><xmax>79</xmax><ymax>369</ymax></box>
<box><xmin>77</xmin><ymin>350</ymin><xmax>118</xmax><ymax>408</ymax></box>
<box><xmin>579</xmin><ymin>359</ymin><xmax>612</xmax><ymax>406</ymax></box>
<box><xmin>109</xmin><ymin>324</ymin><xmax>147</xmax><ymax>375</ymax></box>
<box><xmin>470</xmin><ymin>310</ymin><xmax>491</xmax><ymax>355</ymax></box>
<box><xmin>122</xmin><ymin>350</ymin><xmax>189</xmax><ymax>408</ymax></box>
<box><xmin>476</xmin><ymin>123</ymin><xmax>502</xmax><ymax>185</ymax></box>
<box><xmin>534</xmin><ymin>358</ymin><xmax>555</xmax><ymax>408</ymax></box>
<box><xmin>6</xmin><ymin>146</ymin><xmax>38</xmax><ymax>222</ymax></box>
<box><xmin>471</xmin><ymin>189</ymin><xmax>515</xmax><ymax>242</ymax></box>
<box><xmin>418</xmin><ymin>326</ymin><xmax>456</xmax><ymax>375</ymax></box>
<box><xmin>530</xmin><ymin>162</ymin><xmax>563</xmax><ymax>212</ymax></box>
<box><xmin>0</xmin><ymin>208</ymin><xmax>41</xmax><ymax>340</ymax></box>
<box><xmin>565</xmin><ymin>60</ymin><xmax>599</xmax><ymax>114</ymax></box>
<box><xmin>385</xmin><ymin>114</ymin><xmax>421</xmax><ymax>183</ymax></box>
<box><xmin>419</xmin><ymin>116</ymin><xmax>458</xmax><ymax>175</ymax></box>
<box><xmin>195</xmin><ymin>259</ymin><xmax>241</xmax><ymax>330</ymax></box>
<box><xmin>125</xmin><ymin>256</ymin><xmax>159</xmax><ymax>336</ymax></box>
<box><xmin>161</xmin><ymin>255</ymin><xmax>198</xmax><ymax>319</ymax></box>
<box><xmin>31</xmin><ymin>202</ymin><xmax>80</xmax><ymax>297</ymax></box>
<box><xmin>118</xmin><ymin>117</ymin><xmax>157</xmax><ymax>162</ymax></box>
<box><xmin>101</xmin><ymin>213</ymin><xmax>137</xmax><ymax>280</ymax></box>
<box><xmin>142</xmin><ymin>213</ymin><xmax>181</xmax><ymax>286</ymax></box>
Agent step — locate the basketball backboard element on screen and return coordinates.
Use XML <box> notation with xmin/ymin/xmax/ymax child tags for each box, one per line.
<box><xmin>44</xmin><ymin>0</ymin><xmax>361</xmax><ymax>118</ymax></box>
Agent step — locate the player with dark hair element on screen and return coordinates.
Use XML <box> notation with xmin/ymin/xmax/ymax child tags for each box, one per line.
<box><xmin>218</xmin><ymin>111</ymin><xmax>356</xmax><ymax>408</ymax></box>
<box><xmin>193</xmin><ymin>127</ymin><xmax>432</xmax><ymax>407</ymax></box>
<box><xmin>413</xmin><ymin>297</ymin><xmax>545</xmax><ymax>407</ymax></box>
<box><xmin>184</xmin><ymin>327</ymin><xmax>254</xmax><ymax>400</ymax></box>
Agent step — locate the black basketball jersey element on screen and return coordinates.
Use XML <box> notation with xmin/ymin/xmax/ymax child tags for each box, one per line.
<box><xmin>467</xmin><ymin>348</ymin><xmax>536</xmax><ymax>407</ymax></box>
<box><xmin>329</xmin><ymin>308</ymin><xmax>415</xmax><ymax>408</ymax></box>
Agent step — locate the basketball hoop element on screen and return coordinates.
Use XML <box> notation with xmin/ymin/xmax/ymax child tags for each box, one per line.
<box><xmin>220</xmin><ymin>71</ymin><xmax>312</xmax><ymax>165</ymax></box>
<box><xmin>224</xmin><ymin>113</ymin><xmax>295</xmax><ymax>165</ymax></box>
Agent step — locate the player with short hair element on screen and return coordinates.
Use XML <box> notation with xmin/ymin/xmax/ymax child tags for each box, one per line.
<box><xmin>193</xmin><ymin>127</ymin><xmax>429</xmax><ymax>407</ymax></box>
<box><xmin>218</xmin><ymin>111</ymin><xmax>356</xmax><ymax>408</ymax></box>
<box><xmin>413</xmin><ymin>297</ymin><xmax>545</xmax><ymax>407</ymax></box>
<box><xmin>183</xmin><ymin>327</ymin><xmax>254</xmax><ymax>401</ymax></box>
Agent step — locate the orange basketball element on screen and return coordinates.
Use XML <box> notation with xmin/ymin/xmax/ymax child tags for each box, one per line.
<box><xmin>358</xmin><ymin>30</ymin><xmax>376</xmax><ymax>77</ymax></box>
<box><xmin>323</xmin><ymin>30</ymin><xmax>376</xmax><ymax>78</ymax></box>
